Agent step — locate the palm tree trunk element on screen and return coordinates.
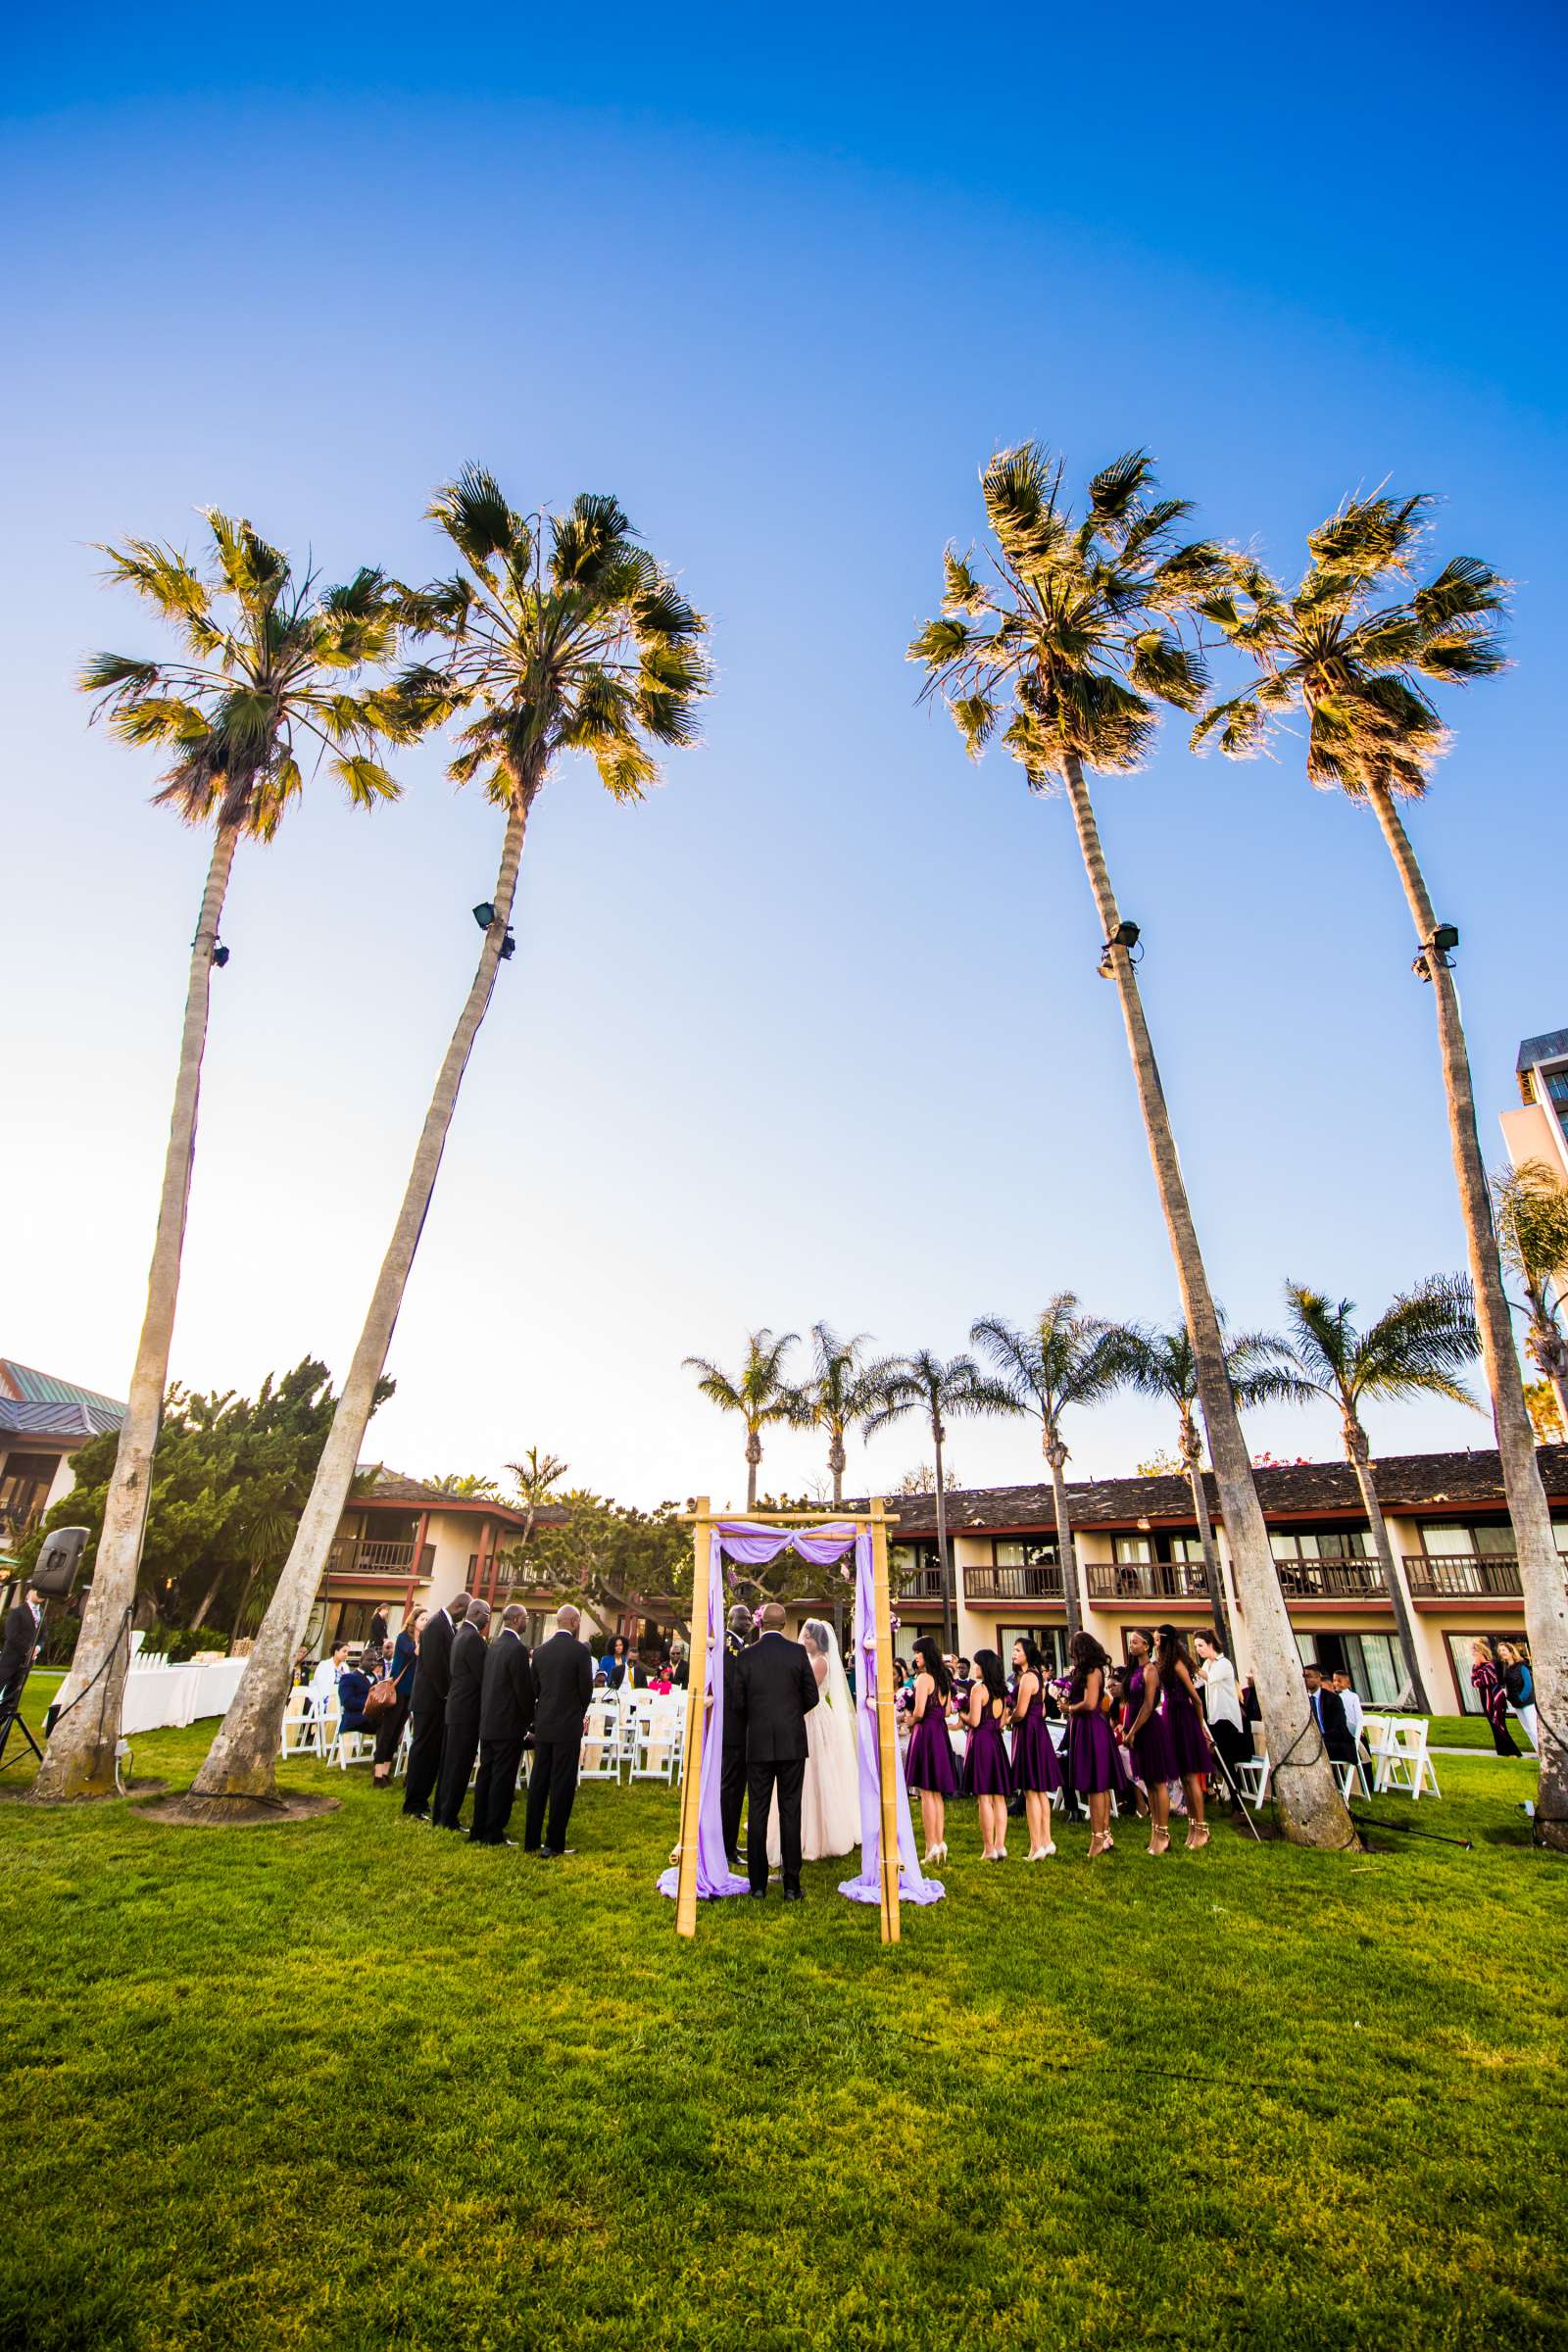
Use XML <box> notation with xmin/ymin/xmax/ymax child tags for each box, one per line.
<box><xmin>33</xmin><ymin>822</ymin><xmax>239</xmax><ymax>1801</ymax></box>
<box><xmin>1045</xmin><ymin>1435</ymin><xmax>1083</xmax><ymax>1643</ymax></box>
<box><xmin>1368</xmin><ymin>782</ymin><xmax>1568</xmax><ymax>1844</ymax></box>
<box><xmin>1183</xmin><ymin>1431</ymin><xmax>1236</xmax><ymax>1660</ymax></box>
<box><xmin>1345</xmin><ymin>1423</ymin><xmax>1431</xmax><ymax>1712</ymax></box>
<box><xmin>829</xmin><ymin>1435</ymin><xmax>846</xmax><ymax>1509</ymax></box>
<box><xmin>932</xmin><ymin>1418</ymin><xmax>955</xmax><ymax>1654</ymax></box>
<box><xmin>188</xmin><ymin>1564</ymin><xmax>225</xmax><ymax>1634</ymax></box>
<box><xmin>187</xmin><ymin>788</ymin><xmax>534</xmax><ymax>1806</ymax></box>
<box><xmin>745</xmin><ymin>1434</ymin><xmax>760</xmax><ymax>1514</ymax></box>
<box><xmin>1060</xmin><ymin>753</ymin><xmax>1351</xmax><ymax>1847</ymax></box>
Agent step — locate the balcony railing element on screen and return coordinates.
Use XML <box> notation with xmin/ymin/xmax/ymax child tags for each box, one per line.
<box><xmin>893</xmin><ymin>1565</ymin><xmax>948</xmax><ymax>1603</ymax></box>
<box><xmin>1085</xmin><ymin>1559</ymin><xmax>1211</xmax><ymax>1602</ymax></box>
<box><xmin>1273</xmin><ymin>1557</ymin><xmax>1387</xmax><ymax>1601</ymax></box>
<box><xmin>964</xmin><ymin>1562</ymin><xmax>1065</xmax><ymax>1603</ymax></box>
<box><xmin>326</xmin><ymin>1536</ymin><xmax>417</xmax><ymax>1580</ymax></box>
<box><xmin>1404</xmin><ymin>1553</ymin><xmax>1524</xmax><ymax>1599</ymax></box>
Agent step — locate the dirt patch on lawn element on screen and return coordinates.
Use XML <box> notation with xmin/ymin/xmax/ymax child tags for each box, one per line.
<box><xmin>135</xmin><ymin>1788</ymin><xmax>342</xmax><ymax>1829</ymax></box>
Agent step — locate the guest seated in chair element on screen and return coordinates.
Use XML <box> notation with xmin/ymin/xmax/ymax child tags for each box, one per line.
<box><xmin>338</xmin><ymin>1655</ymin><xmax>380</xmax><ymax>1735</ymax></box>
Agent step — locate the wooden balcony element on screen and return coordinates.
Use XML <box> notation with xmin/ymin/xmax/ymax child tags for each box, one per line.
<box><xmin>326</xmin><ymin>1536</ymin><xmax>417</xmax><ymax>1580</ymax></box>
<box><xmin>964</xmin><ymin>1561</ymin><xmax>1065</xmax><ymax>1604</ymax></box>
<box><xmin>1085</xmin><ymin>1559</ymin><xmax>1212</xmax><ymax>1603</ymax></box>
<box><xmin>893</xmin><ymin>1565</ymin><xmax>948</xmax><ymax>1604</ymax></box>
<box><xmin>1273</xmin><ymin>1557</ymin><xmax>1387</xmax><ymax>1601</ymax></box>
<box><xmin>1404</xmin><ymin>1553</ymin><xmax>1524</xmax><ymax>1600</ymax></box>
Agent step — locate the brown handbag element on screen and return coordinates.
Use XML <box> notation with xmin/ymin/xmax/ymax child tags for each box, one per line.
<box><xmin>362</xmin><ymin>1676</ymin><xmax>399</xmax><ymax>1720</ymax></box>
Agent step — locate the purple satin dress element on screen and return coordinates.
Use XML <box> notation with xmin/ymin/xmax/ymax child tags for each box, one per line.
<box><xmin>1125</xmin><ymin>1664</ymin><xmax>1176</xmax><ymax>1787</ymax></box>
<box><xmin>1009</xmin><ymin>1680</ymin><xmax>1063</xmax><ymax>1793</ymax></box>
<box><xmin>966</xmin><ymin>1700</ymin><xmax>1013</xmax><ymax>1797</ymax></box>
<box><xmin>1161</xmin><ymin>1670</ymin><xmax>1210</xmax><ymax>1776</ymax></box>
<box><xmin>905</xmin><ymin>1693</ymin><xmax>958</xmax><ymax>1795</ymax></box>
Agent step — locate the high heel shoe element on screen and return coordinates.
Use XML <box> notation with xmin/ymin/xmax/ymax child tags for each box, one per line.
<box><xmin>1147</xmin><ymin>1828</ymin><xmax>1170</xmax><ymax>1857</ymax></box>
<box><xmin>1026</xmin><ymin>1843</ymin><xmax>1056</xmax><ymax>1861</ymax></box>
<box><xmin>923</xmin><ymin>1842</ymin><xmax>947</xmax><ymax>1867</ymax></box>
<box><xmin>1186</xmin><ymin>1825</ymin><xmax>1210</xmax><ymax>1851</ymax></box>
<box><xmin>1088</xmin><ymin>1832</ymin><xmax>1110</xmax><ymax>1859</ymax></box>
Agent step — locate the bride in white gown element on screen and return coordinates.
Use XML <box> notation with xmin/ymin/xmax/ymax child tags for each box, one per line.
<box><xmin>767</xmin><ymin>1617</ymin><xmax>861</xmax><ymax>1866</ymax></box>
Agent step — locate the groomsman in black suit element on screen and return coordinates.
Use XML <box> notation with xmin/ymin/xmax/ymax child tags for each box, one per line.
<box><xmin>402</xmin><ymin>1592</ymin><xmax>469</xmax><ymax>1820</ymax></box>
<box><xmin>719</xmin><ymin>1604</ymin><xmax>753</xmax><ymax>1867</ymax></box>
<box><xmin>525</xmin><ymin>1603</ymin><xmax>593</xmax><ymax>1857</ymax></box>
<box><xmin>469</xmin><ymin>1603</ymin><xmax>533</xmax><ymax>1846</ymax></box>
<box><xmin>735</xmin><ymin>1602</ymin><xmax>818</xmax><ymax>1901</ymax></box>
<box><xmin>1303</xmin><ymin>1664</ymin><xmax>1358</xmax><ymax>1770</ymax></box>
<box><xmin>434</xmin><ymin>1598</ymin><xmax>491</xmax><ymax>1828</ymax></box>
<box><xmin>0</xmin><ymin>1583</ymin><xmax>43</xmax><ymax>1721</ymax></box>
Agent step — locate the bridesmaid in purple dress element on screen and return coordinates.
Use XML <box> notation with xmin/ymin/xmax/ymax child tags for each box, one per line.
<box><xmin>904</xmin><ymin>1636</ymin><xmax>958</xmax><ymax>1864</ymax></box>
<box><xmin>1157</xmin><ymin>1623</ymin><xmax>1213</xmax><ymax>1850</ymax></box>
<box><xmin>1064</xmin><ymin>1631</ymin><xmax>1121</xmax><ymax>1859</ymax></box>
<box><xmin>964</xmin><ymin>1650</ymin><xmax>1013</xmax><ymax>1860</ymax></box>
<box><xmin>1122</xmin><ymin>1630</ymin><xmax>1177</xmax><ymax>1856</ymax></box>
<box><xmin>1007</xmin><ymin>1638</ymin><xmax>1061</xmax><ymax>1861</ymax></box>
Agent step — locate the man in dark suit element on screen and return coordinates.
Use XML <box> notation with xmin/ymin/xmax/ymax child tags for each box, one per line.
<box><xmin>402</xmin><ymin>1591</ymin><xmax>469</xmax><ymax>1821</ymax></box>
<box><xmin>0</xmin><ymin>1584</ymin><xmax>42</xmax><ymax>1719</ymax></box>
<box><xmin>719</xmin><ymin>1604</ymin><xmax>753</xmax><ymax>1867</ymax></box>
<box><xmin>525</xmin><ymin>1603</ymin><xmax>593</xmax><ymax>1857</ymax></box>
<box><xmin>735</xmin><ymin>1602</ymin><xmax>818</xmax><ymax>1901</ymax></box>
<box><xmin>1303</xmin><ymin>1665</ymin><xmax>1357</xmax><ymax>1769</ymax></box>
<box><xmin>434</xmin><ymin>1597</ymin><xmax>491</xmax><ymax>1829</ymax></box>
<box><xmin>469</xmin><ymin>1603</ymin><xmax>533</xmax><ymax>1846</ymax></box>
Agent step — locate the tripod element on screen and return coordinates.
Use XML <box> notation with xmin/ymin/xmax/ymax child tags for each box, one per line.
<box><xmin>0</xmin><ymin>1600</ymin><xmax>47</xmax><ymax>1773</ymax></box>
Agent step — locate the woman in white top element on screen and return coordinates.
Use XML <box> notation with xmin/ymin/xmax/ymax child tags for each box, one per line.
<box><xmin>1192</xmin><ymin>1632</ymin><xmax>1250</xmax><ymax>1803</ymax></box>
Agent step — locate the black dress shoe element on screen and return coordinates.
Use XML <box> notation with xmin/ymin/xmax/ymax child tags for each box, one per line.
<box><xmin>748</xmin><ymin>1886</ymin><xmax>766</xmax><ymax>1898</ymax></box>
<box><xmin>781</xmin><ymin>1886</ymin><xmax>804</xmax><ymax>1902</ymax></box>
<box><xmin>402</xmin><ymin>1810</ymin><xmax>430</xmax><ymax>1824</ymax></box>
<box><xmin>539</xmin><ymin>1845</ymin><xmax>576</xmax><ymax>1859</ymax></box>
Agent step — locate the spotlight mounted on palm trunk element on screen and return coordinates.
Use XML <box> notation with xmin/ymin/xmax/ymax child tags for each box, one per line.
<box><xmin>1097</xmin><ymin>920</ymin><xmax>1142</xmax><ymax>979</ymax></box>
<box><xmin>1413</xmin><ymin>922</ymin><xmax>1458</xmax><ymax>981</ymax></box>
<box><xmin>472</xmin><ymin>902</ymin><xmax>497</xmax><ymax>929</ymax></box>
<box><xmin>212</xmin><ymin>943</ymin><xmax>230</xmax><ymax>968</ymax></box>
<box><xmin>500</xmin><ymin>930</ymin><xmax>515</xmax><ymax>961</ymax></box>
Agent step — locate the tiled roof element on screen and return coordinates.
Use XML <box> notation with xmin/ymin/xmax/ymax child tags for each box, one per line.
<box><xmin>858</xmin><ymin>1446</ymin><xmax>1568</xmax><ymax>1538</ymax></box>
<box><xmin>1517</xmin><ymin>1030</ymin><xmax>1568</xmax><ymax>1071</ymax></box>
<box><xmin>352</xmin><ymin>1466</ymin><xmax>566</xmax><ymax>1528</ymax></box>
<box><xmin>0</xmin><ymin>1359</ymin><xmax>125</xmax><ymax>1430</ymax></box>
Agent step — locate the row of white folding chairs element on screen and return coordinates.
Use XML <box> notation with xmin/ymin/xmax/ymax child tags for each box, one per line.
<box><xmin>582</xmin><ymin>1696</ymin><xmax>686</xmax><ymax>1786</ymax></box>
<box><xmin>1232</xmin><ymin>1718</ymin><xmax>1438</xmax><ymax>1813</ymax></box>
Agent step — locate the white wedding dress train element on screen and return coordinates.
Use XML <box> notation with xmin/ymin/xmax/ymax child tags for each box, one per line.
<box><xmin>767</xmin><ymin>1622</ymin><xmax>860</xmax><ymax>1867</ymax></box>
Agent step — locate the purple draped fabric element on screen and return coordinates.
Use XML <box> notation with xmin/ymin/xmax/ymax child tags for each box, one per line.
<box><xmin>837</xmin><ymin>1525</ymin><xmax>944</xmax><ymax>1908</ymax></box>
<box><xmin>658</xmin><ymin>1519</ymin><xmax>863</xmax><ymax>1903</ymax></box>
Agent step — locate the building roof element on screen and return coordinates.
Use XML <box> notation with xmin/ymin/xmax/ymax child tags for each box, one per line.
<box><xmin>861</xmin><ymin>1446</ymin><xmax>1568</xmax><ymax>1538</ymax></box>
<box><xmin>1517</xmin><ymin>1030</ymin><xmax>1568</xmax><ymax>1072</ymax></box>
<box><xmin>0</xmin><ymin>1359</ymin><xmax>125</xmax><ymax>1442</ymax></box>
<box><xmin>352</xmin><ymin>1466</ymin><xmax>566</xmax><ymax>1529</ymax></box>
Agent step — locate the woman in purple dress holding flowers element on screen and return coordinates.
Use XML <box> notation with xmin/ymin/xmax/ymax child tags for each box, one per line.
<box><xmin>905</xmin><ymin>1635</ymin><xmax>958</xmax><ymax>1865</ymax></box>
<box><xmin>1007</xmin><ymin>1637</ymin><xmax>1060</xmax><ymax>1861</ymax></box>
<box><xmin>1121</xmin><ymin>1630</ymin><xmax>1177</xmax><ymax>1856</ymax></box>
<box><xmin>1156</xmin><ymin>1624</ymin><xmax>1212</xmax><ymax>1850</ymax></box>
<box><xmin>1065</xmin><ymin>1631</ymin><xmax>1121</xmax><ymax>1859</ymax></box>
<box><xmin>964</xmin><ymin>1649</ymin><xmax>1013</xmax><ymax>1860</ymax></box>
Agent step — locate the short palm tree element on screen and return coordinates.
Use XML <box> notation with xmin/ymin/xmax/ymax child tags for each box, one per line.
<box><xmin>1113</xmin><ymin>1318</ymin><xmax>1288</xmax><ymax>1656</ymax></box>
<box><xmin>424</xmin><ymin>1473</ymin><xmax>501</xmax><ymax>1498</ymax></box>
<box><xmin>190</xmin><ymin>470</ymin><xmax>710</xmax><ymax>1809</ymax></box>
<box><xmin>790</xmin><ymin>1324</ymin><xmax>898</xmax><ymax>1506</ymax></box>
<box><xmin>1494</xmin><ymin>1161</ymin><xmax>1568</xmax><ymax>1434</ymax></box>
<box><xmin>1199</xmin><ymin>493</ymin><xmax>1568</xmax><ymax>1844</ymax></box>
<box><xmin>911</xmin><ymin>442</ymin><xmax>1350</xmax><ymax>1848</ymax></box>
<box><xmin>34</xmin><ymin>516</ymin><xmax>410</xmax><ymax>1803</ymax></box>
<box><xmin>863</xmin><ymin>1350</ymin><xmax>1020</xmax><ymax>1651</ymax></box>
<box><xmin>506</xmin><ymin>1446</ymin><xmax>570</xmax><ymax>1554</ymax></box>
<box><xmin>684</xmin><ymin>1330</ymin><xmax>801</xmax><ymax>1511</ymax></box>
<box><xmin>969</xmin><ymin>1300</ymin><xmax>1130</xmax><ymax>1642</ymax></box>
<box><xmin>1248</xmin><ymin>1277</ymin><xmax>1483</xmax><ymax>1714</ymax></box>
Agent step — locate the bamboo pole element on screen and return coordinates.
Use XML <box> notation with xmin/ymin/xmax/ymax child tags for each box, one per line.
<box><xmin>673</xmin><ymin>1496</ymin><xmax>711</xmax><ymax>1940</ymax></box>
<box><xmin>869</xmin><ymin>1497</ymin><xmax>901</xmax><ymax>1946</ymax></box>
<box><xmin>676</xmin><ymin>1507</ymin><xmax>888</xmax><ymax>1526</ymax></box>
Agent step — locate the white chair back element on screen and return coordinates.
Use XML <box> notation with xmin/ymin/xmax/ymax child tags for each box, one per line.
<box><xmin>579</xmin><ymin>1702</ymin><xmax>623</xmax><ymax>1783</ymax></box>
<box><xmin>1376</xmin><ymin>1716</ymin><xmax>1441</xmax><ymax>1799</ymax></box>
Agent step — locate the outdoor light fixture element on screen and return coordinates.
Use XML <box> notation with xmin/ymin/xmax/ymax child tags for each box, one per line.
<box><xmin>212</xmin><ymin>944</ymin><xmax>230</xmax><ymax>968</ymax></box>
<box><xmin>1430</xmin><ymin>923</ymin><xmax>1459</xmax><ymax>957</ymax></box>
<box><xmin>500</xmin><ymin>929</ymin><xmax>516</xmax><ymax>961</ymax></box>
<box><xmin>1097</xmin><ymin>919</ymin><xmax>1142</xmax><ymax>979</ymax></box>
<box><xmin>472</xmin><ymin>902</ymin><xmax>497</xmax><ymax>929</ymax></box>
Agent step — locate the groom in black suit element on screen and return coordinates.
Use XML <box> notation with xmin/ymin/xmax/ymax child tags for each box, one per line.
<box><xmin>735</xmin><ymin>1601</ymin><xmax>818</xmax><ymax>1901</ymax></box>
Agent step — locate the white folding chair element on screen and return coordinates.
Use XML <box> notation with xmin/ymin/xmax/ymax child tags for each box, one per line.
<box><xmin>334</xmin><ymin>1729</ymin><xmax>377</xmax><ymax>1770</ymax></box>
<box><xmin>578</xmin><ymin>1703</ymin><xmax>623</xmax><ymax>1784</ymax></box>
<box><xmin>280</xmin><ymin>1689</ymin><xmax>316</xmax><ymax>1757</ymax></box>
<box><xmin>1377</xmin><ymin>1718</ymin><xmax>1441</xmax><ymax>1800</ymax></box>
<box><xmin>311</xmin><ymin>1703</ymin><xmax>341</xmax><ymax>1761</ymax></box>
<box><xmin>1334</xmin><ymin>1755</ymin><xmax>1373</xmax><ymax>1801</ymax></box>
<box><xmin>632</xmin><ymin>1699</ymin><xmax>678</xmax><ymax>1784</ymax></box>
<box><xmin>1234</xmin><ymin>1753</ymin><xmax>1272</xmax><ymax>1811</ymax></box>
<box><xmin>392</xmin><ymin>1716</ymin><xmax>414</xmax><ymax>1779</ymax></box>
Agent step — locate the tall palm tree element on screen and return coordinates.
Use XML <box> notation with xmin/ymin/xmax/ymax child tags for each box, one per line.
<box><xmin>790</xmin><ymin>1324</ymin><xmax>898</xmax><ymax>1506</ymax></box>
<box><xmin>911</xmin><ymin>442</ymin><xmax>1351</xmax><ymax>1848</ymax></box>
<box><xmin>34</xmin><ymin>516</ymin><xmax>410</xmax><ymax>1802</ymax></box>
<box><xmin>1248</xmin><ymin>1277</ymin><xmax>1482</xmax><ymax>1714</ymax></box>
<box><xmin>1494</xmin><ymin>1161</ymin><xmax>1568</xmax><ymax>1434</ymax></box>
<box><xmin>1112</xmin><ymin>1318</ymin><xmax>1288</xmax><ymax>1657</ymax></box>
<box><xmin>863</xmin><ymin>1350</ymin><xmax>1020</xmax><ymax>1651</ymax></box>
<box><xmin>189</xmin><ymin>470</ymin><xmax>710</xmax><ymax>1809</ymax></box>
<box><xmin>969</xmin><ymin>1300</ymin><xmax>1129</xmax><ymax>1642</ymax></box>
<box><xmin>683</xmin><ymin>1330</ymin><xmax>800</xmax><ymax>1510</ymax></box>
<box><xmin>1198</xmin><ymin>492</ymin><xmax>1568</xmax><ymax>1845</ymax></box>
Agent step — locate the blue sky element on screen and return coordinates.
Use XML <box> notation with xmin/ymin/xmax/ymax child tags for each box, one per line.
<box><xmin>4</xmin><ymin>4</ymin><xmax>1564</xmax><ymax>1506</ymax></box>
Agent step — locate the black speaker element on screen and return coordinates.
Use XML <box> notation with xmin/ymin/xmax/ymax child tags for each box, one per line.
<box><xmin>32</xmin><ymin>1526</ymin><xmax>88</xmax><ymax>1598</ymax></box>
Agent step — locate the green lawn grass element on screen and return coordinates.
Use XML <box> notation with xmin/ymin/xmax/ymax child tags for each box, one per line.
<box><xmin>1</xmin><ymin>1676</ymin><xmax>1564</xmax><ymax>2352</ymax></box>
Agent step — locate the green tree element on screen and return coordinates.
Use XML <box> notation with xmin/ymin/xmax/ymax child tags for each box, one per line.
<box><xmin>969</xmin><ymin>1299</ymin><xmax>1130</xmax><ymax>1642</ymax></box>
<box><xmin>864</xmin><ymin>1350</ymin><xmax>1019</xmax><ymax>1651</ymax></box>
<box><xmin>790</xmin><ymin>1325</ymin><xmax>897</xmax><ymax>1506</ymax></box>
<box><xmin>505</xmin><ymin>1446</ymin><xmax>570</xmax><ymax>1558</ymax></box>
<box><xmin>1198</xmin><ymin>492</ymin><xmax>1568</xmax><ymax>1845</ymax></box>
<box><xmin>1112</xmin><ymin>1318</ymin><xmax>1292</xmax><ymax>1657</ymax></box>
<box><xmin>910</xmin><ymin>442</ymin><xmax>1351</xmax><ymax>1848</ymax></box>
<box><xmin>423</xmin><ymin>1473</ymin><xmax>502</xmax><ymax>1498</ymax></box>
<box><xmin>1494</xmin><ymin>1160</ymin><xmax>1568</xmax><ymax>1434</ymax></box>
<box><xmin>34</xmin><ymin>520</ymin><xmax>411</xmax><ymax>1803</ymax></box>
<box><xmin>191</xmin><ymin>471</ymin><xmax>710</xmax><ymax>1810</ymax></box>
<box><xmin>500</xmin><ymin>1492</ymin><xmax>690</xmax><ymax>1635</ymax></box>
<box><xmin>684</xmin><ymin>1330</ymin><xmax>801</xmax><ymax>1511</ymax></box>
<box><xmin>1249</xmin><ymin>1277</ymin><xmax>1483</xmax><ymax>1713</ymax></box>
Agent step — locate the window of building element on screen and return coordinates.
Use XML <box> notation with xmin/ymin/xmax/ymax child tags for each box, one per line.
<box><xmin>997</xmin><ymin>1625</ymin><xmax>1067</xmax><ymax>1677</ymax></box>
<box><xmin>1445</xmin><ymin>1631</ymin><xmax>1534</xmax><ymax>1714</ymax></box>
<box><xmin>0</xmin><ymin>1451</ymin><xmax>61</xmax><ymax>1532</ymax></box>
<box><xmin>1294</xmin><ymin>1629</ymin><xmax>1406</xmax><ymax>1704</ymax></box>
<box><xmin>1271</xmin><ymin>1529</ymin><xmax>1371</xmax><ymax>1561</ymax></box>
<box><xmin>995</xmin><ymin>1539</ymin><xmax>1059</xmax><ymax>1567</ymax></box>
